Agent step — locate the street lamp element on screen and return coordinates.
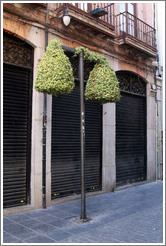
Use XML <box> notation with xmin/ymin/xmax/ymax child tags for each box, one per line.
<box><xmin>79</xmin><ymin>50</ymin><xmax>86</xmax><ymax>221</ymax></box>
<box><xmin>63</xmin><ymin>8</ymin><xmax>71</xmax><ymax>26</ymax></box>
<box><xmin>78</xmin><ymin>50</ymin><xmax>91</xmax><ymax>222</ymax></box>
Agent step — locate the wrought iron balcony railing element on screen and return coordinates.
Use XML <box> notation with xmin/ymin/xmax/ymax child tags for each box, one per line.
<box><xmin>115</xmin><ymin>11</ymin><xmax>156</xmax><ymax>48</ymax></box>
<box><xmin>55</xmin><ymin>4</ymin><xmax>156</xmax><ymax>50</ymax></box>
<box><xmin>55</xmin><ymin>3</ymin><xmax>115</xmax><ymax>26</ymax></box>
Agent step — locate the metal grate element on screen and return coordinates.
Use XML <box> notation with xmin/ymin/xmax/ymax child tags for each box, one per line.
<box><xmin>3</xmin><ymin>33</ymin><xmax>33</xmax><ymax>68</ymax></box>
<box><xmin>116</xmin><ymin>71</ymin><xmax>146</xmax><ymax>96</ymax></box>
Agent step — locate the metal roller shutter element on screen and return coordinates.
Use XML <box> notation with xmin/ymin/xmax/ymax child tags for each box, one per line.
<box><xmin>51</xmin><ymin>82</ymin><xmax>102</xmax><ymax>199</ymax></box>
<box><xmin>116</xmin><ymin>92</ymin><xmax>146</xmax><ymax>186</ymax></box>
<box><xmin>3</xmin><ymin>65</ymin><xmax>31</xmax><ymax>208</ymax></box>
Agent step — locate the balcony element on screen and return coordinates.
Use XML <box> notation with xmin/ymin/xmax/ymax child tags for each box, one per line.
<box><xmin>56</xmin><ymin>3</ymin><xmax>114</xmax><ymax>25</ymax></box>
<box><xmin>55</xmin><ymin>3</ymin><xmax>115</xmax><ymax>38</ymax></box>
<box><xmin>87</xmin><ymin>3</ymin><xmax>114</xmax><ymax>26</ymax></box>
<box><xmin>54</xmin><ymin>4</ymin><xmax>157</xmax><ymax>57</ymax></box>
<box><xmin>115</xmin><ymin>12</ymin><xmax>157</xmax><ymax>57</ymax></box>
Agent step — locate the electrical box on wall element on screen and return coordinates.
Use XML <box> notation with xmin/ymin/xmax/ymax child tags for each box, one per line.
<box><xmin>151</xmin><ymin>84</ymin><xmax>156</xmax><ymax>90</ymax></box>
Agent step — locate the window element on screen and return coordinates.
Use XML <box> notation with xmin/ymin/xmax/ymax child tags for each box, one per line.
<box><xmin>119</xmin><ymin>3</ymin><xmax>136</xmax><ymax>36</ymax></box>
<box><xmin>72</xmin><ymin>3</ymin><xmax>87</xmax><ymax>11</ymax></box>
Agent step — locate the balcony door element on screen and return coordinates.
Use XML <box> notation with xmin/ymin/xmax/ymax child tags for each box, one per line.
<box><xmin>72</xmin><ymin>3</ymin><xmax>88</xmax><ymax>11</ymax></box>
<box><xmin>120</xmin><ymin>3</ymin><xmax>136</xmax><ymax>36</ymax></box>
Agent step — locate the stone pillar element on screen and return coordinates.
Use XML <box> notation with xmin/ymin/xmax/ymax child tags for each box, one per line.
<box><xmin>156</xmin><ymin>77</ymin><xmax>163</xmax><ymax>179</ymax></box>
<box><xmin>102</xmin><ymin>103</ymin><xmax>116</xmax><ymax>192</ymax></box>
<box><xmin>46</xmin><ymin>95</ymin><xmax>52</xmax><ymax>206</ymax></box>
<box><xmin>29</xmin><ymin>27</ymin><xmax>46</xmax><ymax>209</ymax></box>
<box><xmin>146</xmin><ymin>82</ymin><xmax>156</xmax><ymax>181</ymax></box>
<box><xmin>31</xmin><ymin>47</ymin><xmax>45</xmax><ymax>209</ymax></box>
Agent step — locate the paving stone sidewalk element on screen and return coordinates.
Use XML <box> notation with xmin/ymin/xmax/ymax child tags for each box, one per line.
<box><xmin>3</xmin><ymin>181</ymin><xmax>163</xmax><ymax>244</ymax></box>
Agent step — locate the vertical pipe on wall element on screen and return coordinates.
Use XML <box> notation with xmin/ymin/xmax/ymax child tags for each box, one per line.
<box><xmin>42</xmin><ymin>3</ymin><xmax>49</xmax><ymax>209</ymax></box>
<box><xmin>153</xmin><ymin>3</ymin><xmax>160</xmax><ymax>180</ymax></box>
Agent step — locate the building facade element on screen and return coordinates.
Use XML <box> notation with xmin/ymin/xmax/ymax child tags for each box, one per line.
<box><xmin>155</xmin><ymin>1</ymin><xmax>164</xmax><ymax>180</ymax></box>
<box><xmin>3</xmin><ymin>2</ymin><xmax>163</xmax><ymax>215</ymax></box>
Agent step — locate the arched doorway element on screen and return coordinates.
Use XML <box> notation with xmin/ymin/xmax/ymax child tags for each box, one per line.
<box><xmin>3</xmin><ymin>33</ymin><xmax>33</xmax><ymax>208</ymax></box>
<box><xmin>116</xmin><ymin>71</ymin><xmax>146</xmax><ymax>186</ymax></box>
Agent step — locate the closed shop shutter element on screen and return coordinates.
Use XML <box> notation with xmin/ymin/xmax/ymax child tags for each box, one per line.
<box><xmin>116</xmin><ymin>92</ymin><xmax>146</xmax><ymax>186</ymax></box>
<box><xmin>51</xmin><ymin>82</ymin><xmax>102</xmax><ymax>199</ymax></box>
<box><xmin>116</xmin><ymin>71</ymin><xmax>146</xmax><ymax>186</ymax></box>
<box><xmin>3</xmin><ymin>65</ymin><xmax>31</xmax><ymax>208</ymax></box>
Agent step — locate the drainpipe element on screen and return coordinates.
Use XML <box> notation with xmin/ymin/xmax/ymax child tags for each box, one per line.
<box><xmin>153</xmin><ymin>3</ymin><xmax>160</xmax><ymax>180</ymax></box>
<box><xmin>42</xmin><ymin>3</ymin><xmax>49</xmax><ymax>209</ymax></box>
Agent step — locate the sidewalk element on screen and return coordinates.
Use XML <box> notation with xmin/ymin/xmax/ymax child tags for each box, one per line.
<box><xmin>3</xmin><ymin>181</ymin><xmax>163</xmax><ymax>244</ymax></box>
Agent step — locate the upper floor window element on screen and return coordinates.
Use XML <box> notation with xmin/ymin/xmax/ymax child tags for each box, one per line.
<box><xmin>128</xmin><ymin>3</ymin><xmax>134</xmax><ymax>15</ymax></box>
<box><xmin>72</xmin><ymin>3</ymin><xmax>88</xmax><ymax>11</ymax></box>
<box><xmin>120</xmin><ymin>3</ymin><xmax>136</xmax><ymax>16</ymax></box>
<box><xmin>119</xmin><ymin>3</ymin><xmax>126</xmax><ymax>13</ymax></box>
<box><xmin>119</xmin><ymin>3</ymin><xmax>136</xmax><ymax>35</ymax></box>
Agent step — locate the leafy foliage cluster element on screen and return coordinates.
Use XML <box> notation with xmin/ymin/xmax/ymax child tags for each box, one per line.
<box><xmin>74</xmin><ymin>47</ymin><xmax>108</xmax><ymax>65</ymax></box>
<box><xmin>85</xmin><ymin>63</ymin><xmax>120</xmax><ymax>104</ymax></box>
<box><xmin>35</xmin><ymin>40</ymin><xmax>120</xmax><ymax>104</ymax></box>
<box><xmin>35</xmin><ymin>39</ymin><xmax>75</xmax><ymax>96</ymax></box>
<box><xmin>74</xmin><ymin>47</ymin><xmax>120</xmax><ymax>104</ymax></box>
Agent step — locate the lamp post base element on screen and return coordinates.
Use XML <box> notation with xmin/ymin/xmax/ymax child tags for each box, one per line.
<box><xmin>75</xmin><ymin>217</ymin><xmax>92</xmax><ymax>223</ymax></box>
